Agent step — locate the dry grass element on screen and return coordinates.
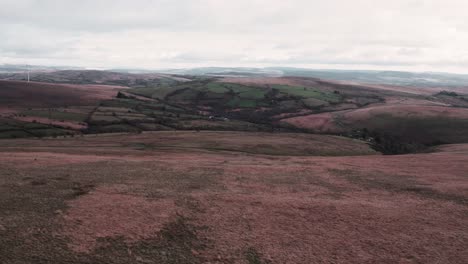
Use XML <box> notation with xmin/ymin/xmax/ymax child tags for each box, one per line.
<box><xmin>0</xmin><ymin>131</ymin><xmax>467</xmax><ymax>263</ymax></box>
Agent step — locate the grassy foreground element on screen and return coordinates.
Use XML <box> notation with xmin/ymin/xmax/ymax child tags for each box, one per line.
<box><xmin>0</xmin><ymin>131</ymin><xmax>467</xmax><ymax>263</ymax></box>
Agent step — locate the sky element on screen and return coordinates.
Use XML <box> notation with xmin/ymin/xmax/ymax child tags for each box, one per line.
<box><xmin>1</xmin><ymin>0</ymin><xmax>468</xmax><ymax>73</ymax></box>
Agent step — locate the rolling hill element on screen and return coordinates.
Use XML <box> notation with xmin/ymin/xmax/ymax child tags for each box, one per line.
<box><xmin>0</xmin><ymin>70</ymin><xmax>188</xmax><ymax>87</ymax></box>
<box><xmin>1</xmin><ymin>70</ymin><xmax>468</xmax><ymax>154</ymax></box>
<box><xmin>159</xmin><ymin>66</ymin><xmax>468</xmax><ymax>87</ymax></box>
<box><xmin>0</xmin><ymin>80</ymin><xmax>124</xmax><ymax>108</ymax></box>
<box><xmin>1</xmin><ymin>69</ymin><xmax>468</xmax><ymax>263</ymax></box>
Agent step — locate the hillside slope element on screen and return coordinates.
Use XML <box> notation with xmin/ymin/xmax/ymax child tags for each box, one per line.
<box><xmin>0</xmin><ymin>80</ymin><xmax>125</xmax><ymax>108</ymax></box>
<box><xmin>1</xmin><ymin>73</ymin><xmax>468</xmax><ymax>154</ymax></box>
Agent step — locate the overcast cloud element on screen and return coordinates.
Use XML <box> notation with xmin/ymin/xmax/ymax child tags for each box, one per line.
<box><xmin>1</xmin><ymin>0</ymin><xmax>468</xmax><ymax>73</ymax></box>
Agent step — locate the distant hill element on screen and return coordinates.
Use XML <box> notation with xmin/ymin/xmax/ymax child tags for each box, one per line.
<box><xmin>269</xmin><ymin>67</ymin><xmax>468</xmax><ymax>88</ymax></box>
<box><xmin>158</xmin><ymin>67</ymin><xmax>468</xmax><ymax>88</ymax></box>
<box><xmin>0</xmin><ymin>64</ymin><xmax>84</xmax><ymax>73</ymax></box>
<box><xmin>0</xmin><ymin>70</ymin><xmax>187</xmax><ymax>87</ymax></box>
<box><xmin>159</xmin><ymin>67</ymin><xmax>283</xmax><ymax>77</ymax></box>
<box><xmin>3</xmin><ymin>65</ymin><xmax>468</xmax><ymax>87</ymax></box>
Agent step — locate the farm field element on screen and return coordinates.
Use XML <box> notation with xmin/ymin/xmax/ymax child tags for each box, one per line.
<box><xmin>2</xmin><ymin>73</ymin><xmax>468</xmax><ymax>154</ymax></box>
<box><xmin>0</xmin><ymin>131</ymin><xmax>467</xmax><ymax>263</ymax></box>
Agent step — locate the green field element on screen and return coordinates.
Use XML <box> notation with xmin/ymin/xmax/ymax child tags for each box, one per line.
<box><xmin>169</xmin><ymin>89</ymin><xmax>200</xmax><ymax>101</ymax></box>
<box><xmin>129</xmin><ymin>86</ymin><xmax>179</xmax><ymax>99</ymax></box>
<box><xmin>0</xmin><ymin>130</ymin><xmax>31</xmax><ymax>139</ymax></box>
<box><xmin>0</xmin><ymin>118</ymin><xmax>49</xmax><ymax>130</ymax></box>
<box><xmin>237</xmin><ymin>99</ymin><xmax>257</xmax><ymax>108</ymax></box>
<box><xmin>0</xmin><ymin>118</ymin><xmax>75</xmax><ymax>139</ymax></box>
<box><xmin>226</xmin><ymin>97</ymin><xmax>259</xmax><ymax>108</ymax></box>
<box><xmin>238</xmin><ymin>89</ymin><xmax>266</xmax><ymax>99</ymax></box>
<box><xmin>21</xmin><ymin>109</ymin><xmax>88</xmax><ymax>122</ymax></box>
<box><xmin>272</xmin><ymin>84</ymin><xmax>342</xmax><ymax>103</ymax></box>
<box><xmin>204</xmin><ymin>82</ymin><xmax>230</xmax><ymax>93</ymax></box>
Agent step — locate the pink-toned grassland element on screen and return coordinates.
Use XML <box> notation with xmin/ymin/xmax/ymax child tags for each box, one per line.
<box><xmin>0</xmin><ymin>107</ymin><xmax>18</xmax><ymax>116</ymax></box>
<box><xmin>58</xmin><ymin>83</ymin><xmax>127</xmax><ymax>101</ymax></box>
<box><xmin>61</xmin><ymin>185</ymin><xmax>175</xmax><ymax>253</ymax></box>
<box><xmin>281</xmin><ymin>112</ymin><xmax>341</xmax><ymax>132</ymax></box>
<box><xmin>1</xmin><ymin>132</ymin><xmax>467</xmax><ymax>263</ymax></box>
<box><xmin>282</xmin><ymin>102</ymin><xmax>468</xmax><ymax>132</ymax></box>
<box><xmin>329</xmin><ymin>80</ymin><xmax>439</xmax><ymax>95</ymax></box>
<box><xmin>221</xmin><ymin>76</ymin><xmax>468</xmax><ymax>96</ymax></box>
<box><xmin>271</xmin><ymin>109</ymin><xmax>315</xmax><ymax>119</ymax></box>
<box><xmin>0</xmin><ymin>80</ymin><xmax>126</xmax><ymax>108</ymax></box>
<box><xmin>341</xmin><ymin>104</ymin><xmax>468</xmax><ymax>121</ymax></box>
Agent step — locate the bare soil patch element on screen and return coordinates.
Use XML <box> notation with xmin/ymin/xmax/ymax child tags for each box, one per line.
<box><xmin>61</xmin><ymin>185</ymin><xmax>176</xmax><ymax>253</ymax></box>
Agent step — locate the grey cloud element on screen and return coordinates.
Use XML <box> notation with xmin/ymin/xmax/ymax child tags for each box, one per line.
<box><xmin>1</xmin><ymin>0</ymin><xmax>468</xmax><ymax>72</ymax></box>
